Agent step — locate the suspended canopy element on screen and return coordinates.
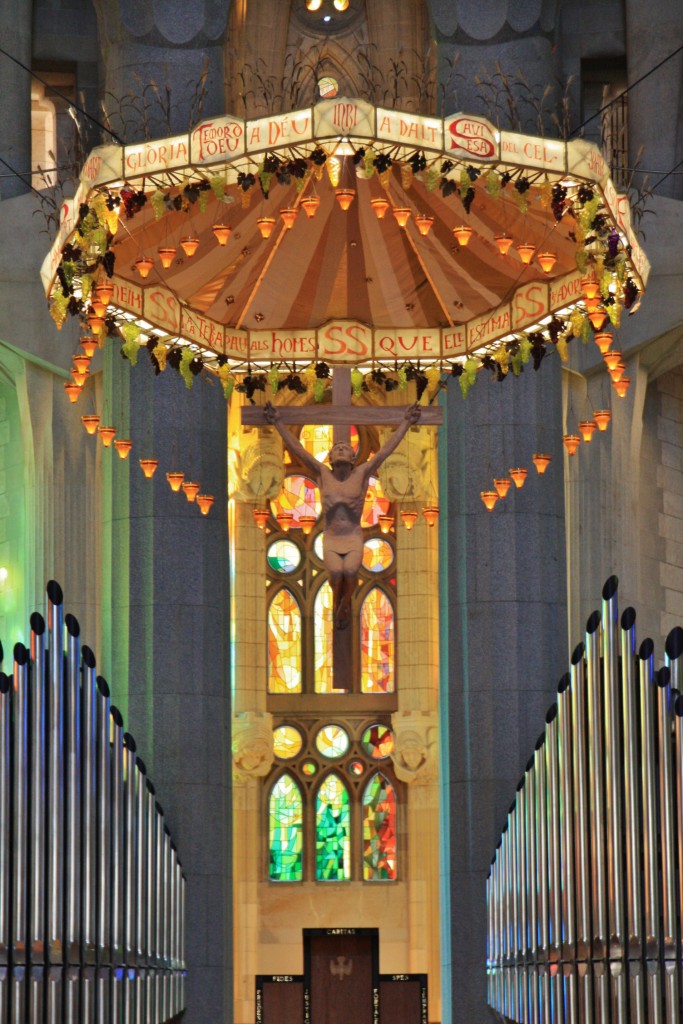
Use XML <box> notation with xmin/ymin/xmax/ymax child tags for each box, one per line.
<box><xmin>42</xmin><ymin>98</ymin><xmax>649</xmax><ymax>379</ymax></box>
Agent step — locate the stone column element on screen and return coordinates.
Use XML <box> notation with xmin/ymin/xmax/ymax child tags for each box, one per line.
<box><xmin>0</xmin><ymin>0</ymin><xmax>32</xmax><ymax>198</ymax></box>
<box><xmin>441</xmin><ymin>365</ymin><xmax>567</xmax><ymax>1024</ymax></box>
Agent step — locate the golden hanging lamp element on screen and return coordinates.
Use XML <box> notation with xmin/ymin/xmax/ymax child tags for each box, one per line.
<box><xmin>537</xmin><ymin>252</ymin><xmax>557</xmax><ymax>274</ymax></box>
<box><xmin>400</xmin><ymin>509</ymin><xmax>418</xmax><ymax>530</ymax></box>
<box><xmin>257</xmin><ymin>216</ymin><xmax>276</xmax><ymax>239</ymax></box>
<box><xmin>610</xmin><ymin>361</ymin><xmax>627</xmax><ymax>383</ymax></box>
<box><xmin>280</xmin><ymin>208</ymin><xmax>298</xmax><ymax>229</ymax></box>
<box><xmin>335</xmin><ymin>188</ymin><xmax>355</xmax><ymax>211</ymax></box>
<box><xmin>532</xmin><ymin>453</ymin><xmax>552</xmax><ymax>474</ymax></box>
<box><xmin>578</xmin><ymin>420</ymin><xmax>597</xmax><ymax>443</ymax></box>
<box><xmin>180</xmin><ymin>236</ymin><xmax>200</xmax><ymax>257</ymax></box>
<box><xmin>183</xmin><ymin>481</ymin><xmax>201</xmax><ymax>503</ymax></box>
<box><xmin>301</xmin><ymin>195</ymin><xmax>320</xmax><ymax>218</ymax></box>
<box><xmin>158</xmin><ymin>246</ymin><xmax>177</xmax><ymax>269</ymax></box>
<box><xmin>370</xmin><ymin>197</ymin><xmax>390</xmax><ymax>220</ymax></box>
<box><xmin>94</xmin><ymin>280</ymin><xmax>114</xmax><ymax>306</ymax></box>
<box><xmin>64</xmin><ymin>381</ymin><xmax>81</xmax><ymax>404</ymax></box>
<box><xmin>613</xmin><ymin>376</ymin><xmax>631</xmax><ymax>398</ymax></box>
<box><xmin>562</xmin><ymin>434</ymin><xmax>581</xmax><ymax>456</ymax></box>
<box><xmin>452</xmin><ymin>225</ymin><xmax>473</xmax><ymax>247</ymax></box>
<box><xmin>276</xmin><ymin>511</ymin><xmax>294</xmax><ymax>532</ymax></box>
<box><xmin>593</xmin><ymin>331</ymin><xmax>612</xmax><ymax>354</ymax></box>
<box><xmin>134</xmin><ymin>256</ymin><xmax>155</xmax><ymax>278</ymax></box>
<box><xmin>393</xmin><ymin>208</ymin><xmax>411</xmax><ymax>228</ymax></box>
<box><xmin>603</xmin><ymin>350</ymin><xmax>623</xmax><ymax>372</ymax></box>
<box><xmin>593</xmin><ymin>409</ymin><xmax>612</xmax><ymax>431</ymax></box>
<box><xmin>212</xmin><ymin>224</ymin><xmax>232</xmax><ymax>245</ymax></box>
<box><xmin>378</xmin><ymin>514</ymin><xmax>394</xmax><ymax>535</ymax></box>
<box><xmin>166</xmin><ymin>471</ymin><xmax>185</xmax><ymax>492</ymax></box>
<box><xmin>80</xmin><ymin>336</ymin><xmax>98</xmax><ymax>357</ymax></box>
<box><xmin>196</xmin><ymin>494</ymin><xmax>215</xmax><ymax>516</ymax></box>
<box><xmin>480</xmin><ymin>490</ymin><xmax>499</xmax><ymax>511</ymax></box>
<box><xmin>516</xmin><ymin>242</ymin><xmax>536</xmax><ymax>265</ymax></box>
<box><xmin>299</xmin><ymin>514</ymin><xmax>316</xmax><ymax>535</ymax></box>
<box><xmin>81</xmin><ymin>414</ymin><xmax>100</xmax><ymax>435</ymax></box>
<box><xmin>422</xmin><ymin>505</ymin><xmax>439</xmax><ymax>527</ymax></box>
<box><xmin>414</xmin><ymin>214</ymin><xmax>434</xmax><ymax>236</ymax></box>
<box><xmin>494</xmin><ymin>234</ymin><xmax>513</xmax><ymax>256</ymax></box>
<box><xmin>71</xmin><ymin>366</ymin><xmax>89</xmax><ymax>387</ymax></box>
<box><xmin>588</xmin><ymin>308</ymin><xmax>607</xmax><ymax>330</ymax></box>
<box><xmin>494</xmin><ymin>477</ymin><xmax>511</xmax><ymax>499</ymax></box>
<box><xmin>87</xmin><ymin>312</ymin><xmax>105</xmax><ymax>335</ymax></box>
<box><xmin>509</xmin><ymin>467</ymin><xmax>528</xmax><ymax>488</ymax></box>
<box><xmin>139</xmin><ymin>458</ymin><xmax>159</xmax><ymax>479</ymax></box>
<box><xmin>582</xmin><ymin>275</ymin><xmax>600</xmax><ymax>301</ymax></box>
<box><xmin>98</xmin><ymin>425</ymin><xmax>116</xmax><ymax>448</ymax></box>
<box><xmin>114</xmin><ymin>439</ymin><xmax>133</xmax><ymax>460</ymax></box>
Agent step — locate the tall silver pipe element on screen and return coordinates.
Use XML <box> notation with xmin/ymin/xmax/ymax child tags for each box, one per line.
<box><xmin>638</xmin><ymin>639</ymin><xmax>658</xmax><ymax>960</ymax></box>
<box><xmin>557</xmin><ymin>674</ymin><xmax>575</xmax><ymax>961</ymax></box>
<box><xmin>163</xmin><ymin>826</ymin><xmax>172</xmax><ymax>969</ymax></box>
<box><xmin>145</xmin><ymin>781</ymin><xmax>156</xmax><ymax>967</ymax></box>
<box><xmin>585</xmin><ymin>610</ymin><xmax>607</xmax><ymax>960</ymax></box>
<box><xmin>601</xmin><ymin>576</ymin><xmax>625</xmax><ymax>961</ymax></box>
<box><xmin>64</xmin><ymin>964</ymin><xmax>80</xmax><ymax>1023</ymax></box>
<box><xmin>65</xmin><ymin>613</ymin><xmax>82</xmax><ymax>965</ymax></box>
<box><xmin>82</xmin><ymin>647</ymin><xmax>98</xmax><ymax>966</ymax></box>
<box><xmin>123</xmin><ymin>732</ymin><xmax>137</xmax><ymax>966</ymax></box>
<box><xmin>12</xmin><ymin>644</ymin><xmax>29</xmax><ymax>964</ymax></box>
<box><xmin>628</xmin><ymin>961</ymin><xmax>644</xmax><ymax>1024</ymax></box>
<box><xmin>155</xmin><ymin>803</ymin><xmax>165</xmax><ymax>971</ymax></box>
<box><xmin>135</xmin><ymin>757</ymin><xmax>147</xmax><ymax>966</ymax></box>
<box><xmin>11</xmin><ymin>966</ymin><xmax>26</xmax><ymax>1024</ymax></box>
<box><xmin>525</xmin><ymin>757</ymin><xmax>538</xmax><ymax>970</ymax></box>
<box><xmin>569</xmin><ymin>643</ymin><xmax>590</xmax><ymax>962</ymax></box>
<box><xmin>28</xmin><ymin>965</ymin><xmax>43</xmax><ymax>1024</ymax></box>
<box><xmin>46</xmin><ymin>965</ymin><xmax>62</xmax><ymax>1024</ymax></box>
<box><xmin>96</xmin><ymin>967</ymin><xmax>110</xmax><ymax>1024</ymax></box>
<box><xmin>620</xmin><ymin>608</ymin><xmax>642</xmax><ymax>962</ymax></box>
<box><xmin>0</xmin><ymin>966</ymin><xmax>6</xmax><ymax>1023</ymax></box>
<box><xmin>500</xmin><ymin>828</ymin><xmax>510</xmax><ymax>1019</ymax></box>
<box><xmin>29</xmin><ymin>613</ymin><xmax>46</xmax><ymax>963</ymax></box>
<box><xmin>110</xmin><ymin>705</ymin><xmax>124</xmax><ymax>965</ymax></box>
<box><xmin>515</xmin><ymin>778</ymin><xmax>527</xmax><ymax>969</ymax></box>
<box><xmin>96</xmin><ymin>677</ymin><xmax>111</xmax><ymax>965</ymax></box>
<box><xmin>666</xmin><ymin>627</ymin><xmax>683</xmax><ymax>965</ymax></box>
<box><xmin>656</xmin><ymin>667</ymin><xmax>678</xmax><ymax>965</ymax></box>
<box><xmin>0</xmin><ymin>674</ymin><xmax>9</xmax><ymax>967</ymax></box>
<box><xmin>170</xmin><ymin>842</ymin><xmax>178</xmax><ymax>971</ymax></box>
<box><xmin>46</xmin><ymin>580</ymin><xmax>65</xmax><ymax>965</ymax></box>
<box><xmin>82</xmin><ymin>966</ymin><xmax>95</xmax><ymax>1024</ymax></box>
<box><xmin>576</xmin><ymin>962</ymin><xmax>592</xmax><ymax>1024</ymax></box>
<box><xmin>544</xmin><ymin>704</ymin><xmax>562</xmax><ymax>964</ymax></box>
<box><xmin>534</xmin><ymin>733</ymin><xmax>549</xmax><ymax>962</ymax></box>
<box><xmin>666</xmin><ymin>625</ymin><xmax>683</xmax><ymax>700</ymax></box>
<box><xmin>508</xmin><ymin>801</ymin><xmax>518</xmax><ymax>1022</ymax></box>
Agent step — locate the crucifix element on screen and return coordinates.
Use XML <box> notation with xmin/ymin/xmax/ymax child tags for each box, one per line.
<box><xmin>242</xmin><ymin>368</ymin><xmax>443</xmax><ymax>687</ymax></box>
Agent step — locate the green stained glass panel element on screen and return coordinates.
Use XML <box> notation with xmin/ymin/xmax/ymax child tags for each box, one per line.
<box><xmin>269</xmin><ymin>774</ymin><xmax>303</xmax><ymax>881</ymax></box>
<box><xmin>316</xmin><ymin>774</ymin><xmax>351</xmax><ymax>881</ymax></box>
<box><xmin>302</xmin><ymin>760</ymin><xmax>318</xmax><ymax>776</ymax></box>
<box><xmin>315</xmin><ymin>724</ymin><xmax>350</xmax><ymax>758</ymax></box>
<box><xmin>362</xmin><ymin>773</ymin><xmax>397</xmax><ymax>881</ymax></box>
<box><xmin>267</xmin><ymin>539</ymin><xmax>301</xmax><ymax>574</ymax></box>
<box><xmin>314</xmin><ymin>581</ymin><xmax>334</xmax><ymax>693</ymax></box>
<box><xmin>268</xmin><ymin>587</ymin><xmax>302</xmax><ymax>693</ymax></box>
<box><xmin>362</xmin><ymin>538</ymin><xmax>394</xmax><ymax>573</ymax></box>
<box><xmin>361</xmin><ymin>724</ymin><xmax>394</xmax><ymax>759</ymax></box>
<box><xmin>360</xmin><ymin>587</ymin><xmax>395</xmax><ymax>693</ymax></box>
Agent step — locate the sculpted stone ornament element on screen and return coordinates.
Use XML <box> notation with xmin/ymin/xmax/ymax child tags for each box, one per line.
<box><xmin>231</xmin><ymin>429</ymin><xmax>284</xmax><ymax>501</ymax></box>
<box><xmin>232</xmin><ymin>711</ymin><xmax>274</xmax><ymax>780</ymax></box>
<box><xmin>391</xmin><ymin>710</ymin><xmax>439</xmax><ymax>785</ymax></box>
<box><xmin>264</xmin><ymin>400</ymin><xmax>421</xmax><ymax>629</ymax></box>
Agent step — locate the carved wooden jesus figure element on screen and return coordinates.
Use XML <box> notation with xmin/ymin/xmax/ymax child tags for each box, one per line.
<box><xmin>264</xmin><ymin>401</ymin><xmax>421</xmax><ymax>629</ymax></box>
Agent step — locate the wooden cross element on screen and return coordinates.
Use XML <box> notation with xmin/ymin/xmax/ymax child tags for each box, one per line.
<box><xmin>241</xmin><ymin>368</ymin><xmax>443</xmax><ymax>690</ymax></box>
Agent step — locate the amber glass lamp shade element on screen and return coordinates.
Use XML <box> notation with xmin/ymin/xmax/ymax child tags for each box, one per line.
<box><xmin>81</xmin><ymin>414</ymin><xmax>100</xmax><ymax>435</ymax></box>
<box><xmin>593</xmin><ymin>409</ymin><xmax>612</xmax><ymax>431</ymax></box>
<box><xmin>183</xmin><ymin>481</ymin><xmax>201</xmax><ymax>503</ymax></box>
<box><xmin>614</xmin><ymin>376</ymin><xmax>631</xmax><ymax>398</ymax></box>
<box><xmin>280</xmin><ymin>208</ymin><xmax>298</xmax><ymax>228</ymax></box>
<box><xmin>414</xmin><ymin>214</ymin><xmax>434</xmax><ymax>236</ymax></box>
<box><xmin>494</xmin><ymin>234</ymin><xmax>513</xmax><ymax>256</ymax></box>
<box><xmin>139</xmin><ymin>458</ymin><xmax>158</xmax><ymax>479</ymax></box>
<box><xmin>422</xmin><ymin>505</ymin><xmax>439</xmax><ymax>527</ymax></box>
<box><xmin>494</xmin><ymin>477</ymin><xmax>511</xmax><ymax>499</ymax></box>
<box><xmin>87</xmin><ymin>313</ymin><xmax>105</xmax><ymax>334</ymax></box>
<box><xmin>335</xmin><ymin>188</ymin><xmax>355</xmax><ymax>211</ymax></box>
<box><xmin>578</xmin><ymin>420</ymin><xmax>597</xmax><ymax>443</ymax></box>
<box><xmin>378</xmin><ymin>514</ymin><xmax>394</xmax><ymax>535</ymax></box>
<box><xmin>516</xmin><ymin>243</ymin><xmax>536</xmax><ymax>265</ymax></box>
<box><xmin>114</xmin><ymin>439</ymin><xmax>133</xmax><ymax>460</ymax></box>
<box><xmin>257</xmin><ymin>216</ymin><xmax>276</xmax><ymax>238</ymax></box>
<box><xmin>134</xmin><ymin>256</ymin><xmax>154</xmax><ymax>278</ymax></box>
<box><xmin>71</xmin><ymin>366</ymin><xmax>89</xmax><ymax>387</ymax></box>
<box><xmin>73</xmin><ymin>354</ymin><xmax>91</xmax><ymax>374</ymax></box>
<box><xmin>582</xmin><ymin>276</ymin><xmax>600</xmax><ymax>301</ymax></box>
<box><xmin>610</xmin><ymin>361</ymin><xmax>626</xmax><ymax>384</ymax></box>
<box><xmin>80</xmin><ymin>336</ymin><xmax>98</xmax><ymax>358</ymax></box>
<box><xmin>158</xmin><ymin>246</ymin><xmax>177</xmax><ymax>268</ymax></box>
<box><xmin>480</xmin><ymin>490</ymin><xmax>499</xmax><ymax>511</ymax></box>
<box><xmin>89</xmin><ymin>295</ymin><xmax>106</xmax><ymax>317</ymax></box>
<box><xmin>166</xmin><ymin>471</ymin><xmax>185</xmax><ymax>492</ymax></box>
<box><xmin>276</xmin><ymin>511</ymin><xmax>294</xmax><ymax>532</ymax></box>
<box><xmin>588</xmin><ymin>309</ymin><xmax>607</xmax><ymax>330</ymax></box>
<box><xmin>603</xmin><ymin>350</ymin><xmax>623</xmax><ymax>372</ymax></box>
<box><xmin>400</xmin><ymin>509</ymin><xmax>418</xmax><ymax>530</ymax></box>
<box><xmin>537</xmin><ymin>252</ymin><xmax>557</xmax><ymax>274</ymax></box>
<box><xmin>393</xmin><ymin>208</ymin><xmax>411</xmax><ymax>228</ymax></box>
<box><xmin>98</xmin><ymin>425</ymin><xmax>116</xmax><ymax>448</ymax></box>
<box><xmin>95</xmin><ymin>280</ymin><xmax>114</xmax><ymax>306</ymax></box>
<box><xmin>532</xmin><ymin>453</ymin><xmax>552</xmax><ymax>474</ymax></box>
<box><xmin>452</xmin><ymin>225</ymin><xmax>473</xmax><ymax>247</ymax></box>
<box><xmin>370</xmin><ymin>197</ymin><xmax>390</xmax><ymax>220</ymax></box>
<box><xmin>299</xmin><ymin>514</ymin><xmax>316</xmax><ymax>535</ymax></box>
<box><xmin>212</xmin><ymin>224</ymin><xmax>232</xmax><ymax>245</ymax></box>
<box><xmin>180</xmin><ymin>236</ymin><xmax>200</xmax><ymax>257</ymax></box>
<box><xmin>509</xmin><ymin>467</ymin><xmax>528</xmax><ymax>488</ymax></box>
<box><xmin>301</xmin><ymin>195</ymin><xmax>320</xmax><ymax>218</ymax></box>
<box><xmin>197</xmin><ymin>494</ymin><xmax>215</xmax><ymax>515</ymax></box>
<box><xmin>562</xmin><ymin>434</ymin><xmax>581</xmax><ymax>456</ymax></box>
<box><xmin>593</xmin><ymin>331</ymin><xmax>612</xmax><ymax>354</ymax></box>
<box><xmin>64</xmin><ymin>381</ymin><xmax>81</xmax><ymax>403</ymax></box>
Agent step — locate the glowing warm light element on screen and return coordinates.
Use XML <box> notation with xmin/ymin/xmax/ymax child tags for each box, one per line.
<box><xmin>532</xmin><ymin>453</ymin><xmax>552</xmax><ymax>474</ymax></box>
<box><xmin>114</xmin><ymin>439</ymin><xmax>133</xmax><ymax>460</ymax></box>
<box><xmin>594</xmin><ymin>409</ymin><xmax>612</xmax><ymax>431</ymax></box>
<box><xmin>87</xmin><ymin>313</ymin><xmax>105</xmax><ymax>334</ymax></box>
<box><xmin>257</xmin><ymin>217</ymin><xmax>276</xmax><ymax>238</ymax></box>
<box><xmin>252</xmin><ymin>507</ymin><xmax>269</xmax><ymax>529</ymax></box>
<box><xmin>197</xmin><ymin>494</ymin><xmax>215</xmax><ymax>515</ymax></box>
<box><xmin>212</xmin><ymin>224</ymin><xmax>232</xmax><ymax>245</ymax></box>
<box><xmin>401</xmin><ymin>509</ymin><xmax>418</xmax><ymax>530</ymax></box>
<box><xmin>73</xmin><ymin>354</ymin><xmax>91</xmax><ymax>374</ymax></box>
<box><xmin>276</xmin><ymin>511</ymin><xmax>294</xmax><ymax>532</ymax></box>
<box><xmin>494</xmin><ymin>234</ymin><xmax>513</xmax><ymax>256</ymax></box>
<box><xmin>71</xmin><ymin>366</ymin><xmax>89</xmax><ymax>387</ymax></box>
<box><xmin>593</xmin><ymin>331</ymin><xmax>612</xmax><ymax>354</ymax></box>
<box><xmin>333</xmin><ymin>0</ymin><xmax>349</xmax><ymax>8</ymax></box>
<box><xmin>98</xmin><ymin>425</ymin><xmax>116</xmax><ymax>448</ymax></box>
<box><xmin>64</xmin><ymin>381</ymin><xmax>81</xmax><ymax>403</ymax></box>
<box><xmin>584</xmin><ymin>295</ymin><xmax>601</xmax><ymax>312</ymax></box>
<box><xmin>139</xmin><ymin>458</ymin><xmax>158</xmax><ymax>479</ymax></box>
<box><xmin>509</xmin><ymin>467</ymin><xmax>528</xmax><ymax>488</ymax></box>
<box><xmin>158</xmin><ymin>246</ymin><xmax>177</xmax><ymax>268</ymax></box>
<box><xmin>480</xmin><ymin>490</ymin><xmax>499</xmax><ymax>511</ymax></box>
<box><xmin>610</xmin><ymin>361</ymin><xmax>627</xmax><ymax>383</ymax></box>
<box><xmin>306</xmin><ymin>0</ymin><xmax>322</xmax><ymax>9</ymax></box>
<box><xmin>578</xmin><ymin>421</ymin><xmax>597</xmax><ymax>443</ymax></box>
<box><xmin>603</xmin><ymin>351</ymin><xmax>623</xmax><ymax>372</ymax></box>
<box><xmin>80</xmin><ymin>337</ymin><xmax>98</xmax><ymax>357</ymax></box>
<box><xmin>90</xmin><ymin>295</ymin><xmax>106</xmax><ymax>317</ymax></box>
<box><xmin>134</xmin><ymin>256</ymin><xmax>154</xmax><ymax>278</ymax></box>
<box><xmin>166</xmin><ymin>471</ymin><xmax>185</xmax><ymax>492</ymax></box>
<box><xmin>104</xmin><ymin>208</ymin><xmax>119</xmax><ymax>235</ymax></box>
<box><xmin>326</xmin><ymin>156</ymin><xmax>341</xmax><ymax>188</ymax></box>
<box><xmin>94</xmin><ymin>281</ymin><xmax>114</xmax><ymax>306</ymax></box>
<box><xmin>301</xmin><ymin>195</ymin><xmax>320</xmax><ymax>218</ymax></box>
<box><xmin>280</xmin><ymin>208</ymin><xmax>298</xmax><ymax>228</ymax></box>
<box><xmin>81</xmin><ymin>414</ymin><xmax>100</xmax><ymax>435</ymax></box>
<box><xmin>452</xmin><ymin>225</ymin><xmax>473</xmax><ymax>247</ymax></box>
<box><xmin>393</xmin><ymin>208</ymin><xmax>411</xmax><ymax>228</ymax></box>
<box><xmin>563</xmin><ymin>434</ymin><xmax>581</xmax><ymax>456</ymax></box>
<box><xmin>414</xmin><ymin>214</ymin><xmax>434</xmax><ymax>236</ymax></box>
<box><xmin>582</xmin><ymin>276</ymin><xmax>600</xmax><ymax>300</ymax></box>
<box><xmin>299</xmin><ymin>514</ymin><xmax>316</xmax><ymax>535</ymax></box>
<box><xmin>537</xmin><ymin>252</ymin><xmax>557</xmax><ymax>274</ymax></box>
<box><xmin>494</xmin><ymin>478</ymin><xmax>511</xmax><ymax>499</ymax></box>
<box><xmin>335</xmin><ymin>188</ymin><xmax>355</xmax><ymax>211</ymax></box>
<box><xmin>370</xmin><ymin>197</ymin><xmax>390</xmax><ymax>220</ymax></box>
<box><xmin>588</xmin><ymin>309</ymin><xmax>607</xmax><ymax>330</ymax></box>
<box><xmin>614</xmin><ymin>376</ymin><xmax>631</xmax><ymax>398</ymax></box>
<box><xmin>516</xmin><ymin>243</ymin><xmax>536</xmax><ymax>265</ymax></box>
<box><xmin>180</xmin><ymin>236</ymin><xmax>200</xmax><ymax>257</ymax></box>
<box><xmin>422</xmin><ymin>505</ymin><xmax>439</xmax><ymax>526</ymax></box>
<box><xmin>0</xmin><ymin>567</ymin><xmax>8</xmax><ymax>584</ymax></box>
<box><xmin>378</xmin><ymin>514</ymin><xmax>394</xmax><ymax>535</ymax></box>
<box><xmin>183</xmin><ymin>481</ymin><xmax>201</xmax><ymax>503</ymax></box>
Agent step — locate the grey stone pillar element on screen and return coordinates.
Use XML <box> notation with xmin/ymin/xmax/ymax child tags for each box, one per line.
<box><xmin>0</xmin><ymin>0</ymin><xmax>32</xmax><ymax>198</ymax></box>
<box><xmin>625</xmin><ymin>0</ymin><xmax>683</xmax><ymax>201</ymax></box>
<box><xmin>441</xmin><ymin>364</ymin><xmax>567</xmax><ymax>1024</ymax></box>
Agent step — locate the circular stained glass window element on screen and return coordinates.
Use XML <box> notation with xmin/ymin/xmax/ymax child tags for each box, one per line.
<box><xmin>349</xmin><ymin>760</ymin><xmax>365</xmax><ymax>776</ymax></box>
<box><xmin>315</xmin><ymin>724</ymin><xmax>350</xmax><ymax>759</ymax></box>
<box><xmin>361</xmin><ymin>724</ymin><xmax>394</xmax><ymax>759</ymax></box>
<box><xmin>302</xmin><ymin>760</ymin><xmax>317</xmax><ymax>776</ymax></box>
<box><xmin>270</xmin><ymin>475</ymin><xmax>321</xmax><ymax>528</ymax></box>
<box><xmin>267</xmin><ymin>540</ymin><xmax>302</xmax><ymax>574</ymax></box>
<box><xmin>313</xmin><ymin>533</ymin><xmax>324</xmax><ymax>561</ymax></box>
<box><xmin>362</xmin><ymin>537</ymin><xmax>394</xmax><ymax>573</ymax></box>
<box><xmin>273</xmin><ymin>725</ymin><xmax>303</xmax><ymax>759</ymax></box>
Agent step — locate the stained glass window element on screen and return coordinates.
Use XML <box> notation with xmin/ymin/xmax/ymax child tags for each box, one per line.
<box><xmin>267</xmin><ymin>540</ymin><xmax>301</xmax><ymax>574</ymax></box>
<box><xmin>361</xmin><ymin>724</ymin><xmax>394</xmax><ymax>759</ymax></box>
<box><xmin>362</xmin><ymin>773</ymin><xmax>397</xmax><ymax>881</ymax></box>
<box><xmin>360</xmin><ymin>587</ymin><xmax>395</xmax><ymax>693</ymax></box>
<box><xmin>314</xmin><ymin>581</ymin><xmax>334</xmax><ymax>693</ymax></box>
<box><xmin>268</xmin><ymin>588</ymin><xmax>302</xmax><ymax>693</ymax></box>
<box><xmin>315</xmin><ymin>724</ymin><xmax>350</xmax><ymax>758</ymax></box>
<box><xmin>302</xmin><ymin>760</ymin><xmax>317</xmax><ymax>776</ymax></box>
<box><xmin>270</xmin><ymin>475</ymin><xmax>321</xmax><ymax>528</ymax></box>
<box><xmin>269</xmin><ymin>774</ymin><xmax>304</xmax><ymax>881</ymax></box>
<box><xmin>273</xmin><ymin>725</ymin><xmax>303</xmax><ymax>759</ymax></box>
<box><xmin>361</xmin><ymin>475</ymin><xmax>390</xmax><ymax>528</ymax></box>
<box><xmin>316</xmin><ymin>774</ymin><xmax>351</xmax><ymax>881</ymax></box>
<box><xmin>362</xmin><ymin>538</ymin><xmax>394</xmax><ymax>573</ymax></box>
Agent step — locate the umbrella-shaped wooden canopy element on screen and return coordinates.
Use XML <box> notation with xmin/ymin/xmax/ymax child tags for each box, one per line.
<box><xmin>42</xmin><ymin>99</ymin><xmax>649</xmax><ymax>374</ymax></box>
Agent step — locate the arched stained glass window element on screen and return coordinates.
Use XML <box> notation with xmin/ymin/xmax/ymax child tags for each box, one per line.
<box><xmin>314</xmin><ymin>580</ymin><xmax>334</xmax><ymax>692</ymax></box>
<box><xmin>269</xmin><ymin>774</ymin><xmax>303</xmax><ymax>881</ymax></box>
<box><xmin>315</xmin><ymin>774</ymin><xmax>351</xmax><ymax>880</ymax></box>
<box><xmin>360</xmin><ymin>587</ymin><xmax>395</xmax><ymax>693</ymax></box>
<box><xmin>270</xmin><ymin>475</ymin><xmax>321</xmax><ymax>528</ymax></box>
<box><xmin>268</xmin><ymin>587</ymin><xmax>302</xmax><ymax>693</ymax></box>
<box><xmin>362</xmin><ymin>773</ymin><xmax>397</xmax><ymax>881</ymax></box>
<box><xmin>361</xmin><ymin>475</ymin><xmax>390</xmax><ymax>528</ymax></box>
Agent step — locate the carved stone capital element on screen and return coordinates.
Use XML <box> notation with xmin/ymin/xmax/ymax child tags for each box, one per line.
<box><xmin>231</xmin><ymin>428</ymin><xmax>284</xmax><ymax>502</ymax></box>
<box><xmin>390</xmin><ymin>709</ymin><xmax>439</xmax><ymax>785</ymax></box>
<box><xmin>377</xmin><ymin>426</ymin><xmax>432</xmax><ymax>502</ymax></box>
<box><xmin>232</xmin><ymin>711</ymin><xmax>274</xmax><ymax>781</ymax></box>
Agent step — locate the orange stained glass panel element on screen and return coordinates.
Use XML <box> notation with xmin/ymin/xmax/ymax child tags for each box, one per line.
<box><xmin>270</xmin><ymin>475</ymin><xmax>321</xmax><ymax>528</ymax></box>
<box><xmin>313</xmin><ymin>580</ymin><xmax>334</xmax><ymax>692</ymax></box>
<box><xmin>268</xmin><ymin>587</ymin><xmax>302</xmax><ymax>693</ymax></box>
<box><xmin>360</xmin><ymin>587</ymin><xmax>394</xmax><ymax>693</ymax></box>
<box><xmin>361</xmin><ymin>474</ymin><xmax>390</xmax><ymax>528</ymax></box>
